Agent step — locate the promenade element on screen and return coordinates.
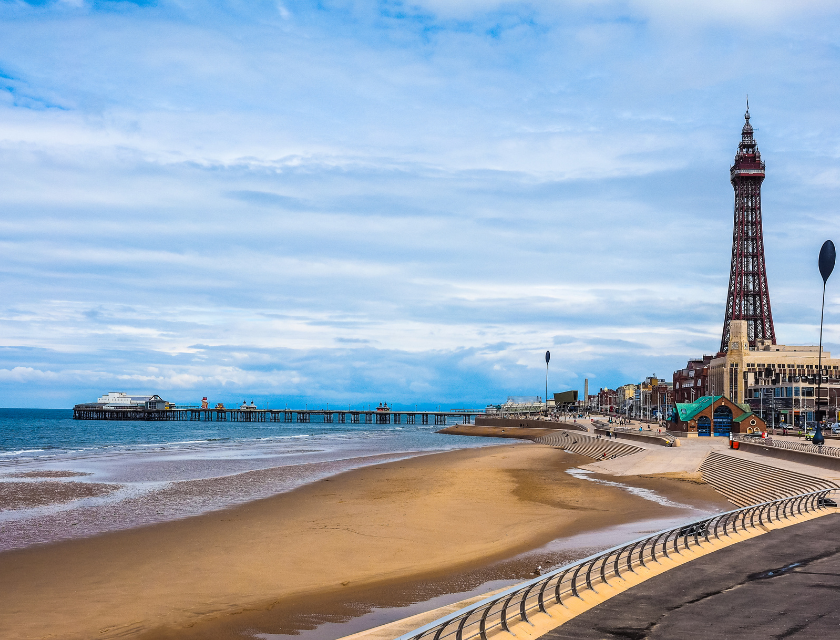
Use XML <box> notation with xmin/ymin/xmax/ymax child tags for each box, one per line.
<box><xmin>380</xmin><ymin>418</ymin><xmax>840</xmax><ymax>640</ymax></box>
<box><xmin>546</xmin><ymin>512</ymin><xmax>840</xmax><ymax>639</ymax></box>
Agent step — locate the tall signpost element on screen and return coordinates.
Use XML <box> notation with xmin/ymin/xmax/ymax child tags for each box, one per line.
<box><xmin>814</xmin><ymin>240</ymin><xmax>835</xmax><ymax>446</ymax></box>
<box><xmin>545</xmin><ymin>350</ymin><xmax>550</xmax><ymax>416</ymax></box>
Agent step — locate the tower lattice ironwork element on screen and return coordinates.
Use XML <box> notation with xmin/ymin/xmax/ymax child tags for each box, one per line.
<box><xmin>720</xmin><ymin>104</ymin><xmax>776</xmax><ymax>353</ymax></box>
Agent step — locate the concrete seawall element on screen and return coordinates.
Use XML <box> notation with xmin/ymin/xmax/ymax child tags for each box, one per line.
<box><xmin>737</xmin><ymin>440</ymin><xmax>840</xmax><ymax>472</ymax></box>
<box><xmin>593</xmin><ymin>427</ymin><xmax>676</xmax><ymax>447</ymax></box>
<box><xmin>475</xmin><ymin>416</ymin><xmax>588</xmax><ymax>431</ymax></box>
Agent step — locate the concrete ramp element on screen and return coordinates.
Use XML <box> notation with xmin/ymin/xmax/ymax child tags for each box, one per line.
<box><xmin>579</xmin><ymin>441</ymin><xmax>718</xmax><ymax>477</ymax></box>
<box><xmin>700</xmin><ymin>451</ymin><xmax>837</xmax><ymax>507</ymax></box>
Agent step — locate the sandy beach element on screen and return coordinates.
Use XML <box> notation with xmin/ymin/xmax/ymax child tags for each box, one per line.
<box><xmin>0</xmin><ymin>442</ymin><xmax>729</xmax><ymax>640</ymax></box>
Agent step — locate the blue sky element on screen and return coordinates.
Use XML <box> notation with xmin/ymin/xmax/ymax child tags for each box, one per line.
<box><xmin>2</xmin><ymin>0</ymin><xmax>840</xmax><ymax>409</ymax></box>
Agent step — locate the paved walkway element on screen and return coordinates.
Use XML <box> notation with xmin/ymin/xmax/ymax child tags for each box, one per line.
<box><xmin>543</xmin><ymin>512</ymin><xmax>840</xmax><ymax>640</ymax></box>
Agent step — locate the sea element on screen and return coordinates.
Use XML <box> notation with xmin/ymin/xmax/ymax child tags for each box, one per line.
<box><xmin>0</xmin><ymin>408</ymin><xmax>511</xmax><ymax>551</ymax></box>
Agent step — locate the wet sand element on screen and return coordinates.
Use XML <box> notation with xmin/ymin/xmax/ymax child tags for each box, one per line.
<box><xmin>0</xmin><ymin>443</ymin><xmax>728</xmax><ymax>640</ymax></box>
<box><xmin>0</xmin><ymin>480</ymin><xmax>120</xmax><ymax>510</ymax></box>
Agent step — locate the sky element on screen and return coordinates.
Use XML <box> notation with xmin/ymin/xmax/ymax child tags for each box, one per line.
<box><xmin>2</xmin><ymin>0</ymin><xmax>840</xmax><ymax>409</ymax></box>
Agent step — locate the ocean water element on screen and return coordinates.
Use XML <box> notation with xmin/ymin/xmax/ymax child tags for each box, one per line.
<box><xmin>0</xmin><ymin>408</ymin><xmax>497</xmax><ymax>462</ymax></box>
<box><xmin>0</xmin><ymin>409</ymin><xmax>512</xmax><ymax>550</ymax></box>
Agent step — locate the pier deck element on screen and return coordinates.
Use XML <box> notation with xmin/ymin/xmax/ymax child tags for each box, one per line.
<box><xmin>72</xmin><ymin>406</ymin><xmax>482</xmax><ymax>425</ymax></box>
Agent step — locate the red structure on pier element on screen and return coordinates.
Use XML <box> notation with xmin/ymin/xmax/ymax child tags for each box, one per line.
<box><xmin>720</xmin><ymin>104</ymin><xmax>776</xmax><ymax>353</ymax></box>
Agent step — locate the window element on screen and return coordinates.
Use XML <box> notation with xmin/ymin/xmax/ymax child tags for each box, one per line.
<box><xmin>794</xmin><ymin>387</ymin><xmax>801</xmax><ymax>396</ymax></box>
<box><xmin>803</xmin><ymin>387</ymin><xmax>814</xmax><ymax>397</ymax></box>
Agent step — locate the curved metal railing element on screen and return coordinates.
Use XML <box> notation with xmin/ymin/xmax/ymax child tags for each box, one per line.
<box><xmin>593</xmin><ymin>422</ymin><xmax>678</xmax><ymax>446</ymax></box>
<box><xmin>395</xmin><ymin>488</ymin><xmax>836</xmax><ymax>640</ymax></box>
<box><xmin>733</xmin><ymin>433</ymin><xmax>840</xmax><ymax>459</ymax></box>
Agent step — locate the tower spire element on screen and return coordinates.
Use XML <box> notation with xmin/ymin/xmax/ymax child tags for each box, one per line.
<box><xmin>720</xmin><ymin>106</ymin><xmax>776</xmax><ymax>353</ymax></box>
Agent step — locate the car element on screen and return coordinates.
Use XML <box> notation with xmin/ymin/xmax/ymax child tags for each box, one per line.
<box><xmin>819</xmin><ymin>496</ymin><xmax>838</xmax><ymax>507</ymax></box>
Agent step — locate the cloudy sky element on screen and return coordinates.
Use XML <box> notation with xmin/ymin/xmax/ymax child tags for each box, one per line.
<box><xmin>1</xmin><ymin>0</ymin><xmax>840</xmax><ymax>409</ymax></box>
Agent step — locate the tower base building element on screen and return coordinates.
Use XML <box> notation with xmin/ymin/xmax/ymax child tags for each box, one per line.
<box><xmin>708</xmin><ymin>321</ymin><xmax>840</xmax><ymax>429</ymax></box>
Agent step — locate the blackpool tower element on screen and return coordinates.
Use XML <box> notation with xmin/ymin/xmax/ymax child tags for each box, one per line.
<box><xmin>720</xmin><ymin>104</ymin><xmax>776</xmax><ymax>353</ymax></box>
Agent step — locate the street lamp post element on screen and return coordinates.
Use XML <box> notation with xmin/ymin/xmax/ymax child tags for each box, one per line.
<box><xmin>545</xmin><ymin>350</ymin><xmax>550</xmax><ymax>416</ymax></box>
<box><xmin>814</xmin><ymin>240</ymin><xmax>835</xmax><ymax>446</ymax></box>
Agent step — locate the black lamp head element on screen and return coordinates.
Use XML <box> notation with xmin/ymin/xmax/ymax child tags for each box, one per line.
<box><xmin>819</xmin><ymin>240</ymin><xmax>835</xmax><ymax>284</ymax></box>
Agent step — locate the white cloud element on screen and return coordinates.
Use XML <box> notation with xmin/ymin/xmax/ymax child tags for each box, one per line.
<box><xmin>0</xmin><ymin>367</ymin><xmax>59</xmax><ymax>382</ymax></box>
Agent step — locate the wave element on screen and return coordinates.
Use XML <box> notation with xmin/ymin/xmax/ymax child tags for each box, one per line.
<box><xmin>0</xmin><ymin>449</ymin><xmax>45</xmax><ymax>456</ymax></box>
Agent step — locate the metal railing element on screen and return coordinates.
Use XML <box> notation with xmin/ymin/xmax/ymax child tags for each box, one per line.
<box><xmin>734</xmin><ymin>433</ymin><xmax>840</xmax><ymax>459</ymax></box>
<box><xmin>593</xmin><ymin>421</ymin><xmax>678</xmax><ymax>446</ymax></box>
<box><xmin>395</xmin><ymin>489</ymin><xmax>836</xmax><ymax>640</ymax></box>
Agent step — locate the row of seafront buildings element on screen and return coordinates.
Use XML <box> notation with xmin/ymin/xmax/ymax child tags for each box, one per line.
<box><xmin>592</xmin><ymin>107</ymin><xmax>840</xmax><ymax>435</ymax></box>
<box><xmin>592</xmin><ymin>376</ymin><xmax>673</xmax><ymax>423</ymax></box>
<box><xmin>592</xmin><ymin>317</ymin><xmax>840</xmax><ymax>433</ymax></box>
<box><xmin>674</xmin><ymin>320</ymin><xmax>840</xmax><ymax>430</ymax></box>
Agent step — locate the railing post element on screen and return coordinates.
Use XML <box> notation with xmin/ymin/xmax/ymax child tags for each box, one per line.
<box><xmin>519</xmin><ymin>584</ymin><xmax>535</xmax><ymax>623</ymax></box>
<box><xmin>455</xmin><ymin>612</ymin><xmax>470</xmax><ymax>640</ymax></box>
<box><xmin>432</xmin><ymin>620</ymin><xmax>448</xmax><ymax>640</ymax></box>
<box><xmin>538</xmin><ymin>578</ymin><xmax>551</xmax><ymax>614</ymax></box>
<box><xmin>613</xmin><ymin>546</ymin><xmax>625</xmax><ymax>578</ymax></box>
<box><xmin>626</xmin><ymin>541</ymin><xmax>639</xmax><ymax>573</ymax></box>
<box><xmin>584</xmin><ymin>558</ymin><xmax>598</xmax><ymax>591</ymax></box>
<box><xmin>479</xmin><ymin>601</ymin><xmax>497</xmax><ymax>640</ymax></box>
<box><xmin>500</xmin><ymin>593</ymin><xmax>516</xmax><ymax>633</ymax></box>
<box><xmin>570</xmin><ymin>563</ymin><xmax>584</xmax><ymax>599</ymax></box>
<box><xmin>554</xmin><ymin>568</ymin><xmax>572</xmax><ymax>605</ymax></box>
<box><xmin>600</xmin><ymin>554</ymin><xmax>611</xmax><ymax>584</ymax></box>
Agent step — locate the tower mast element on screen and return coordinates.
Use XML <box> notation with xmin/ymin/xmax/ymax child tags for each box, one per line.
<box><xmin>720</xmin><ymin>103</ymin><xmax>776</xmax><ymax>353</ymax></box>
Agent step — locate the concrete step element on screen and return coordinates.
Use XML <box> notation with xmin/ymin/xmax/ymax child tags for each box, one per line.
<box><xmin>699</xmin><ymin>451</ymin><xmax>837</xmax><ymax>507</ymax></box>
<box><xmin>534</xmin><ymin>431</ymin><xmax>644</xmax><ymax>461</ymax></box>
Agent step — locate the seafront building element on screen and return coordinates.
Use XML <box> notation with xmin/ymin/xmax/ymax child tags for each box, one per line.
<box><xmin>86</xmin><ymin>392</ymin><xmax>170</xmax><ymax>410</ymax></box>
<box><xmin>590</xmin><ymin>378</ymin><xmax>672</xmax><ymax>422</ymax></box>
<box><xmin>673</xmin><ymin>355</ymin><xmax>713</xmax><ymax>403</ymax></box>
<box><xmin>669</xmin><ymin>393</ymin><xmax>766</xmax><ymax>437</ymax></box>
<box><xmin>707</xmin><ymin>320</ymin><xmax>840</xmax><ymax>427</ymax></box>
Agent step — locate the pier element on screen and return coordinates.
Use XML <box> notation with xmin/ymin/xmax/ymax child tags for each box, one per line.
<box><xmin>72</xmin><ymin>406</ymin><xmax>483</xmax><ymax>425</ymax></box>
